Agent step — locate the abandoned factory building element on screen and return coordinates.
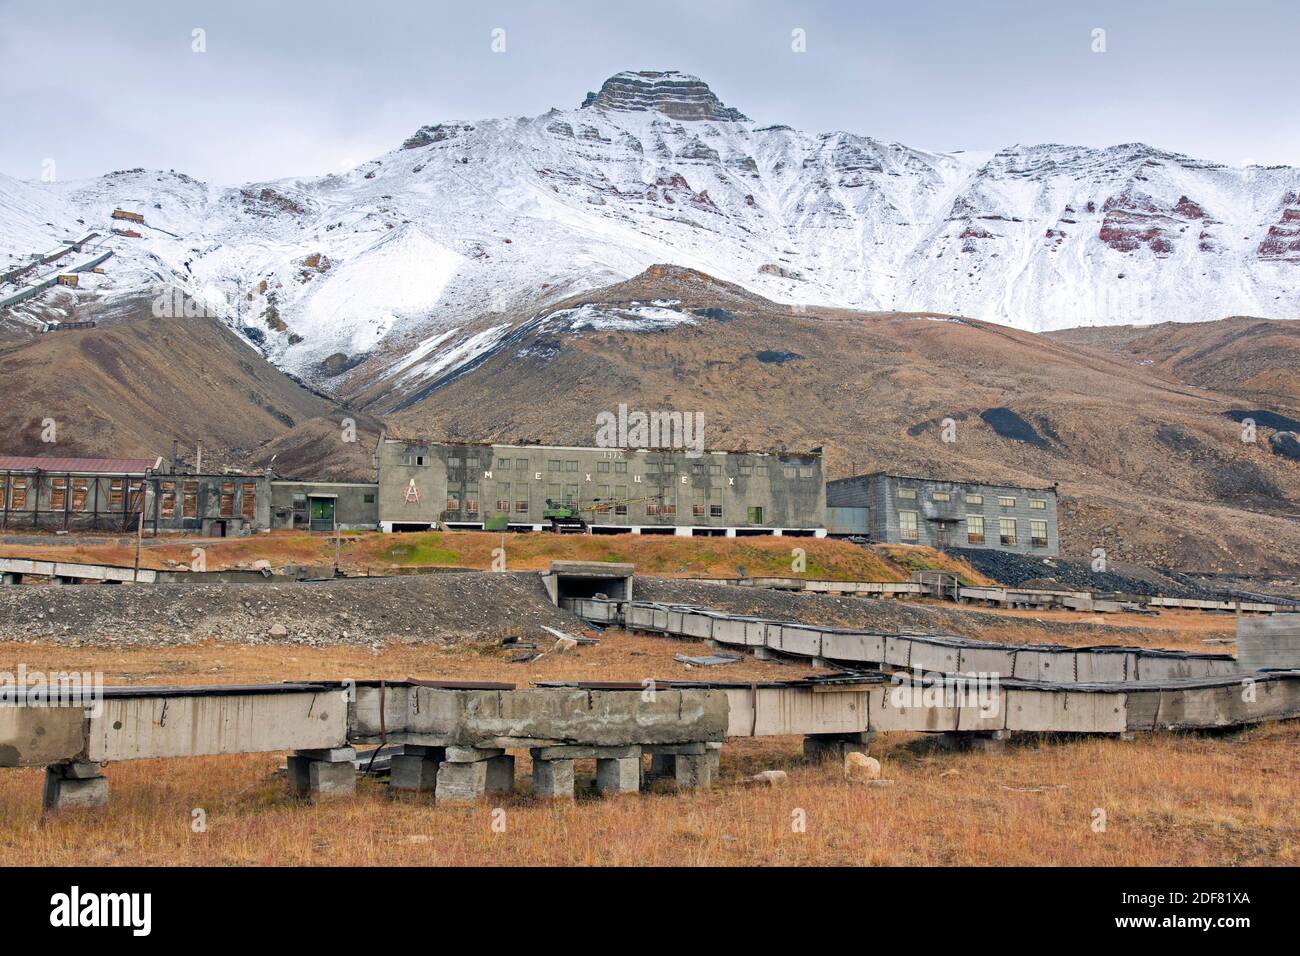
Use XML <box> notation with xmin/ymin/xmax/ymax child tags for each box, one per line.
<box><xmin>0</xmin><ymin>455</ymin><xmax>378</xmax><ymax>536</ymax></box>
<box><xmin>826</xmin><ymin>472</ymin><xmax>1060</xmax><ymax>556</ymax></box>
<box><xmin>375</xmin><ymin>437</ymin><xmax>828</xmax><ymax>535</ymax></box>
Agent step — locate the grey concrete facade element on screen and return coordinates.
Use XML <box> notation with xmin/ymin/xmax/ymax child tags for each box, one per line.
<box><xmin>270</xmin><ymin>480</ymin><xmax>379</xmax><ymax>532</ymax></box>
<box><xmin>826</xmin><ymin>472</ymin><xmax>1060</xmax><ymax>557</ymax></box>
<box><xmin>375</xmin><ymin>437</ymin><xmax>827</xmax><ymax>536</ymax></box>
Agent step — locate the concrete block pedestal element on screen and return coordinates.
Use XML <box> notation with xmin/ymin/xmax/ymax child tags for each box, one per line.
<box><xmin>288</xmin><ymin>747</ymin><xmax>357</xmax><ymax>800</ymax></box>
<box><xmin>435</xmin><ymin>747</ymin><xmax>510</xmax><ymax>803</ymax></box>
<box><xmin>390</xmin><ymin>746</ymin><xmax>445</xmax><ymax>794</ymax></box>
<box><xmin>43</xmin><ymin>761</ymin><xmax>108</xmax><ymax>811</ymax></box>
<box><xmin>532</xmin><ymin>757</ymin><xmax>575</xmax><ymax>799</ymax></box>
<box><xmin>595</xmin><ymin>756</ymin><xmax>641</xmax><ymax>795</ymax></box>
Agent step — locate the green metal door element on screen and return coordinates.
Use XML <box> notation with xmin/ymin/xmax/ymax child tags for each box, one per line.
<box><xmin>309</xmin><ymin>497</ymin><xmax>336</xmax><ymax>532</ymax></box>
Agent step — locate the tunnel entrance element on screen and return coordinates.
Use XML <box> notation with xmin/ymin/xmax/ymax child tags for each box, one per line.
<box><xmin>541</xmin><ymin>560</ymin><xmax>635</xmax><ymax>607</ymax></box>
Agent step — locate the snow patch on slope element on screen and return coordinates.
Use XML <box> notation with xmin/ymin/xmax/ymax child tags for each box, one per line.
<box><xmin>542</xmin><ymin>303</ymin><xmax>699</xmax><ymax>331</ymax></box>
<box><xmin>292</xmin><ymin>226</ymin><xmax>463</xmax><ymax>365</ymax></box>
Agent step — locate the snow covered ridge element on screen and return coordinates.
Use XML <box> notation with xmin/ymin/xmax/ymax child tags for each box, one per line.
<box><xmin>2</xmin><ymin>69</ymin><xmax>1299</xmax><ymax>387</ymax></box>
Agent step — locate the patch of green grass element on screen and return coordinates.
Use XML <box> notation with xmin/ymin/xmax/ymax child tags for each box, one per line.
<box><xmin>378</xmin><ymin>534</ymin><xmax>461</xmax><ymax>566</ymax></box>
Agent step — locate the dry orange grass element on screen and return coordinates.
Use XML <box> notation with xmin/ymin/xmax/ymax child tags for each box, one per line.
<box><xmin>1</xmin><ymin>724</ymin><xmax>1295</xmax><ymax>866</ymax></box>
<box><xmin>0</xmin><ymin>530</ymin><xmax>962</xmax><ymax>582</ymax></box>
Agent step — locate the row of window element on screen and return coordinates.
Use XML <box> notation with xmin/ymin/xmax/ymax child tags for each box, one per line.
<box><xmin>897</xmin><ymin>511</ymin><xmax>1049</xmax><ymax>547</ymax></box>
<box><xmin>897</xmin><ymin>487</ymin><xmax>1048</xmax><ymax>510</ymax></box>
<box><xmin>446</xmin><ymin>481</ymin><xmax>759</xmax><ymax>521</ymax></box>
<box><xmin>0</xmin><ymin>478</ymin><xmax>256</xmax><ymax>520</ymax></box>
<box><xmin>403</xmin><ymin>450</ymin><xmax>813</xmax><ymax>479</ymax></box>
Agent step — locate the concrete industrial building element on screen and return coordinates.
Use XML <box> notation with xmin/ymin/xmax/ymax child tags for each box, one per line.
<box><xmin>826</xmin><ymin>472</ymin><xmax>1060</xmax><ymax>556</ymax></box>
<box><xmin>270</xmin><ymin>480</ymin><xmax>379</xmax><ymax>532</ymax></box>
<box><xmin>374</xmin><ymin>437</ymin><xmax>828</xmax><ymax>536</ymax></box>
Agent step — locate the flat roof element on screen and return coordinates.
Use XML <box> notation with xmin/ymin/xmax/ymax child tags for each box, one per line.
<box><xmin>381</xmin><ymin>437</ymin><xmax>822</xmax><ymax>458</ymax></box>
<box><xmin>830</xmin><ymin>471</ymin><xmax>1058</xmax><ymax>493</ymax></box>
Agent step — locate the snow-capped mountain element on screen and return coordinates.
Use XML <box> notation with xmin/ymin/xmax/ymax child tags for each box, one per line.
<box><xmin>2</xmin><ymin>69</ymin><xmax>1298</xmax><ymax>391</ymax></box>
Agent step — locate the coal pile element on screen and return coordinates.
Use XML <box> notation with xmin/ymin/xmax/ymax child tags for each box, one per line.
<box><xmin>949</xmin><ymin>549</ymin><xmax>1215</xmax><ymax>600</ymax></box>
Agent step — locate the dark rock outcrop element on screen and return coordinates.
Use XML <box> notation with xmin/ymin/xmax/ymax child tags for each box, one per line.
<box><xmin>580</xmin><ymin>71</ymin><xmax>749</xmax><ymax>122</ymax></box>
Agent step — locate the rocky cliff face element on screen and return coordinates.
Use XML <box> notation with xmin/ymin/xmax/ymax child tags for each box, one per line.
<box><xmin>579</xmin><ymin>70</ymin><xmax>749</xmax><ymax>122</ymax></box>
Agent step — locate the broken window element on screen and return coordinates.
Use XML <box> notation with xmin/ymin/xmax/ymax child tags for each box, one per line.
<box><xmin>70</xmin><ymin>479</ymin><xmax>88</xmax><ymax>510</ymax></box>
<box><xmin>160</xmin><ymin>481</ymin><xmax>177</xmax><ymax>519</ymax></box>
<box><xmin>110</xmin><ymin>479</ymin><xmax>124</xmax><ymax>510</ymax></box>
<box><xmin>446</xmin><ymin>492</ymin><xmax>460</xmax><ymax>511</ymax></box>
<box><xmin>241</xmin><ymin>483</ymin><xmax>257</xmax><ymax>520</ymax></box>
<box><xmin>515</xmin><ymin>497</ymin><xmax>529</xmax><ymax>514</ymax></box>
<box><xmin>11</xmin><ymin>478</ymin><xmax>27</xmax><ymax>509</ymax></box>
<box><xmin>710</xmin><ymin>504</ymin><xmax>723</xmax><ymax>519</ymax></box>
<box><xmin>51</xmin><ymin>478</ymin><xmax>67</xmax><ymax>510</ymax></box>
<box><xmin>464</xmin><ymin>484</ymin><xmax>479</xmax><ymax>514</ymax></box>
<box><xmin>184</xmin><ymin>481</ymin><xmax>199</xmax><ymax>518</ymax></box>
<box><xmin>1030</xmin><ymin>519</ymin><xmax>1048</xmax><ymax>548</ymax></box>
<box><xmin>747</xmin><ymin>505</ymin><xmax>764</xmax><ymax>524</ymax></box>
<box><xmin>219</xmin><ymin>482</ymin><xmax>235</xmax><ymax>517</ymax></box>
<box><xmin>614</xmin><ymin>485</ymin><xmax>628</xmax><ymax>515</ymax></box>
<box><xmin>127</xmin><ymin>480</ymin><xmax>145</xmax><ymax>513</ymax></box>
<box><xmin>899</xmin><ymin>510</ymin><xmax>918</xmax><ymax>542</ymax></box>
<box><xmin>967</xmin><ymin>514</ymin><xmax>985</xmax><ymax>545</ymax></box>
<box><xmin>693</xmin><ymin>497</ymin><xmax>706</xmax><ymax>517</ymax></box>
<box><xmin>496</xmin><ymin>482</ymin><xmax>511</xmax><ymax>513</ymax></box>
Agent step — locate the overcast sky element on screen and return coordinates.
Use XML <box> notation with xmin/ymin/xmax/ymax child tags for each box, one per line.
<box><xmin>1</xmin><ymin>0</ymin><xmax>1295</xmax><ymax>185</ymax></box>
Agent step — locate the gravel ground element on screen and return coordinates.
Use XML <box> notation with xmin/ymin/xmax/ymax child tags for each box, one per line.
<box><xmin>635</xmin><ymin>578</ymin><xmax>1170</xmax><ymax>644</ymax></box>
<box><xmin>0</xmin><ymin>571</ymin><xmax>586</xmax><ymax>647</ymax></box>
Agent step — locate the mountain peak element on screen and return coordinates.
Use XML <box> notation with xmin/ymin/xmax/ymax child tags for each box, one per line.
<box><xmin>579</xmin><ymin>70</ymin><xmax>749</xmax><ymax>122</ymax></box>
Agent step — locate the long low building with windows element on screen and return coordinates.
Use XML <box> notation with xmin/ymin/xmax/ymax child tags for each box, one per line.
<box><xmin>826</xmin><ymin>472</ymin><xmax>1060</xmax><ymax>556</ymax></box>
<box><xmin>0</xmin><ymin>455</ymin><xmax>271</xmax><ymax>536</ymax></box>
<box><xmin>375</xmin><ymin>437</ymin><xmax>827</xmax><ymax>536</ymax></box>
